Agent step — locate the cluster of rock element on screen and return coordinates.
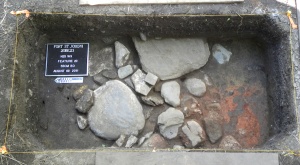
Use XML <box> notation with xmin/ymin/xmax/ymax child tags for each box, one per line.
<box><xmin>72</xmin><ymin>35</ymin><xmax>240</xmax><ymax>149</ymax></box>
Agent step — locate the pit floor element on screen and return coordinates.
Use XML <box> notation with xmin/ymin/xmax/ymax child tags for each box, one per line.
<box><xmin>16</xmin><ymin>36</ymin><xmax>270</xmax><ymax>150</ymax></box>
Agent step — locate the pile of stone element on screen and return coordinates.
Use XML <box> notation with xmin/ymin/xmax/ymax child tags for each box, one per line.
<box><xmin>72</xmin><ymin>36</ymin><xmax>240</xmax><ymax>149</ymax></box>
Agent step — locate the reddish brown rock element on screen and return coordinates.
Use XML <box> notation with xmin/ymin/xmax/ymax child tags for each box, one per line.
<box><xmin>141</xmin><ymin>133</ymin><xmax>169</xmax><ymax>149</ymax></box>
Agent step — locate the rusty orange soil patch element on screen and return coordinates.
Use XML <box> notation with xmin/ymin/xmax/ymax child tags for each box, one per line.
<box><xmin>236</xmin><ymin>104</ymin><xmax>260</xmax><ymax>147</ymax></box>
<box><xmin>220</xmin><ymin>86</ymin><xmax>240</xmax><ymax>123</ymax></box>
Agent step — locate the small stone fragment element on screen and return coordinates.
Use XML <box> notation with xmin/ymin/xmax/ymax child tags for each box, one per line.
<box><xmin>158</xmin><ymin>108</ymin><xmax>184</xmax><ymax>139</ymax></box>
<box><xmin>139</xmin><ymin>32</ymin><xmax>147</xmax><ymax>41</ymax></box>
<box><xmin>154</xmin><ymin>81</ymin><xmax>163</xmax><ymax>92</ymax></box>
<box><xmin>204</xmin><ymin>118</ymin><xmax>223</xmax><ymax>143</ymax></box>
<box><xmin>182</xmin><ymin>120</ymin><xmax>206</xmax><ymax>148</ymax></box>
<box><xmin>203</xmin><ymin>74</ymin><xmax>213</xmax><ymax>86</ymax></box>
<box><xmin>212</xmin><ymin>44</ymin><xmax>232</xmax><ymax>64</ymax></box>
<box><xmin>124</xmin><ymin>77</ymin><xmax>134</xmax><ymax>89</ymax></box>
<box><xmin>73</xmin><ymin>85</ymin><xmax>88</xmax><ymax>101</ymax></box>
<box><xmin>102</xmin><ymin>69</ymin><xmax>118</xmax><ymax>79</ymax></box>
<box><xmin>142</xmin><ymin>105</ymin><xmax>154</xmax><ymax>119</ymax></box>
<box><xmin>173</xmin><ymin>145</ymin><xmax>185</xmax><ymax>150</ymax></box>
<box><xmin>115</xmin><ymin>41</ymin><xmax>130</xmax><ymax>68</ymax></box>
<box><xmin>77</xmin><ymin>115</ymin><xmax>88</xmax><ymax>130</ymax></box>
<box><xmin>131</xmin><ymin>69</ymin><xmax>152</xmax><ymax>96</ymax></box>
<box><xmin>161</xmin><ymin>81</ymin><xmax>180</xmax><ymax>107</ymax></box>
<box><xmin>184</xmin><ymin>78</ymin><xmax>206</xmax><ymax>97</ymax></box>
<box><xmin>206</xmin><ymin>103</ymin><xmax>221</xmax><ymax>111</ymax></box>
<box><xmin>141</xmin><ymin>91</ymin><xmax>164</xmax><ymax>106</ymax></box>
<box><xmin>219</xmin><ymin>135</ymin><xmax>241</xmax><ymax>150</ymax></box>
<box><xmin>75</xmin><ymin>89</ymin><xmax>94</xmax><ymax>113</ymax></box>
<box><xmin>118</xmin><ymin>65</ymin><xmax>133</xmax><ymax>79</ymax></box>
<box><xmin>145</xmin><ymin>72</ymin><xmax>159</xmax><ymax>86</ymax></box>
<box><xmin>141</xmin><ymin>133</ymin><xmax>168</xmax><ymax>149</ymax></box>
<box><xmin>138</xmin><ymin>137</ymin><xmax>146</xmax><ymax>146</ymax></box>
<box><xmin>125</xmin><ymin>135</ymin><xmax>138</xmax><ymax>148</ymax></box>
<box><xmin>116</xmin><ymin>134</ymin><xmax>126</xmax><ymax>147</ymax></box>
<box><xmin>93</xmin><ymin>74</ymin><xmax>109</xmax><ymax>85</ymax></box>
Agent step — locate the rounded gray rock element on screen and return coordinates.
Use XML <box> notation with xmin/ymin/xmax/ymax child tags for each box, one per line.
<box><xmin>88</xmin><ymin>80</ymin><xmax>145</xmax><ymax>140</ymax></box>
<box><xmin>161</xmin><ymin>81</ymin><xmax>180</xmax><ymax>107</ymax></box>
<box><xmin>184</xmin><ymin>78</ymin><xmax>206</xmax><ymax>97</ymax></box>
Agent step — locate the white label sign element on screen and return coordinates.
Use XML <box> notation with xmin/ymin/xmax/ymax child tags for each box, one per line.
<box><xmin>54</xmin><ymin>77</ymin><xmax>83</xmax><ymax>84</ymax></box>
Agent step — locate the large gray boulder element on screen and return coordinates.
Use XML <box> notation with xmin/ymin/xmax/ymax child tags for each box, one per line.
<box><xmin>88</xmin><ymin>80</ymin><xmax>145</xmax><ymax>140</ymax></box>
<box><xmin>133</xmin><ymin>37</ymin><xmax>210</xmax><ymax>80</ymax></box>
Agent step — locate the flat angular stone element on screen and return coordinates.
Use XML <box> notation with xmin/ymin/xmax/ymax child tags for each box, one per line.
<box><xmin>158</xmin><ymin>108</ymin><xmax>184</xmax><ymax>139</ymax></box>
<box><xmin>116</xmin><ymin>134</ymin><xmax>126</xmax><ymax>147</ymax></box>
<box><xmin>133</xmin><ymin>37</ymin><xmax>210</xmax><ymax>80</ymax></box>
<box><xmin>141</xmin><ymin>91</ymin><xmax>164</xmax><ymax>106</ymax></box>
<box><xmin>89</xmin><ymin>47</ymin><xmax>114</xmax><ymax>76</ymax></box>
<box><xmin>182</xmin><ymin>120</ymin><xmax>206</xmax><ymax>148</ymax></box>
<box><xmin>131</xmin><ymin>69</ymin><xmax>152</xmax><ymax>96</ymax></box>
<box><xmin>161</xmin><ymin>81</ymin><xmax>180</xmax><ymax>107</ymax></box>
<box><xmin>115</xmin><ymin>41</ymin><xmax>130</xmax><ymax>68</ymax></box>
<box><xmin>125</xmin><ymin>135</ymin><xmax>138</xmax><ymax>148</ymax></box>
<box><xmin>118</xmin><ymin>65</ymin><xmax>133</xmax><ymax>79</ymax></box>
<box><xmin>102</xmin><ymin>69</ymin><xmax>118</xmax><ymax>79</ymax></box>
<box><xmin>88</xmin><ymin>80</ymin><xmax>145</xmax><ymax>140</ymax></box>
<box><xmin>93</xmin><ymin>74</ymin><xmax>109</xmax><ymax>85</ymax></box>
<box><xmin>145</xmin><ymin>72</ymin><xmax>159</xmax><ymax>86</ymax></box>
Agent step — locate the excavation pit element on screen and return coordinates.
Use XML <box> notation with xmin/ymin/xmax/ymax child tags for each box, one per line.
<box><xmin>8</xmin><ymin>14</ymin><xmax>296</xmax><ymax>152</ymax></box>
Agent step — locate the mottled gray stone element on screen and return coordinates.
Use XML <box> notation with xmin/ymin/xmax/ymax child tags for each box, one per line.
<box><xmin>89</xmin><ymin>47</ymin><xmax>114</xmax><ymax>76</ymax></box>
<box><xmin>161</xmin><ymin>81</ymin><xmax>180</xmax><ymax>107</ymax></box>
<box><xmin>75</xmin><ymin>89</ymin><xmax>94</xmax><ymax>113</ymax></box>
<box><xmin>141</xmin><ymin>91</ymin><xmax>164</xmax><ymax>106</ymax></box>
<box><xmin>184</xmin><ymin>78</ymin><xmax>206</xmax><ymax>97</ymax></box>
<box><xmin>182</xmin><ymin>120</ymin><xmax>206</xmax><ymax>148</ymax></box>
<box><xmin>125</xmin><ymin>135</ymin><xmax>138</xmax><ymax>148</ymax></box>
<box><xmin>102</xmin><ymin>69</ymin><xmax>118</xmax><ymax>79</ymax></box>
<box><xmin>141</xmin><ymin>133</ymin><xmax>169</xmax><ymax>149</ymax></box>
<box><xmin>204</xmin><ymin>118</ymin><xmax>223</xmax><ymax>143</ymax></box>
<box><xmin>77</xmin><ymin>115</ymin><xmax>88</xmax><ymax>130</ymax></box>
<box><xmin>88</xmin><ymin>80</ymin><xmax>145</xmax><ymax>140</ymax></box>
<box><xmin>131</xmin><ymin>69</ymin><xmax>152</xmax><ymax>96</ymax></box>
<box><xmin>115</xmin><ymin>41</ymin><xmax>130</xmax><ymax>68</ymax></box>
<box><xmin>157</xmin><ymin>108</ymin><xmax>184</xmax><ymax>139</ymax></box>
<box><xmin>212</xmin><ymin>44</ymin><xmax>232</xmax><ymax>64</ymax></box>
<box><xmin>145</xmin><ymin>72</ymin><xmax>159</xmax><ymax>86</ymax></box>
<box><xmin>118</xmin><ymin>65</ymin><xmax>133</xmax><ymax>79</ymax></box>
<box><xmin>133</xmin><ymin>37</ymin><xmax>210</xmax><ymax>80</ymax></box>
